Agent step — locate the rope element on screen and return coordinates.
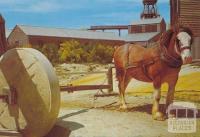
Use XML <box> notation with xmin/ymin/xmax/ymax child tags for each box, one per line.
<box><xmin>93</xmin><ymin>71</ymin><xmax>110</xmax><ymax>105</ymax></box>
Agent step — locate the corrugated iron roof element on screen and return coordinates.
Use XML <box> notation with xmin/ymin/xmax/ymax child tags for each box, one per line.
<box><xmin>17</xmin><ymin>25</ymin><xmax>123</xmax><ymax>41</ymax></box>
<box><xmin>131</xmin><ymin>17</ymin><xmax>163</xmax><ymax>25</ymax></box>
<box><xmin>124</xmin><ymin>32</ymin><xmax>159</xmax><ymax>42</ymax></box>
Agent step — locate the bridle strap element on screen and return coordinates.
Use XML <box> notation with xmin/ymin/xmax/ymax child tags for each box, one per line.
<box><xmin>180</xmin><ymin>46</ymin><xmax>191</xmax><ymax>51</ymax></box>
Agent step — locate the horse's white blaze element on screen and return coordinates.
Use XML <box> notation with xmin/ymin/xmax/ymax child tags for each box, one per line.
<box><xmin>181</xmin><ymin>49</ymin><xmax>192</xmax><ymax>60</ymax></box>
<box><xmin>177</xmin><ymin>32</ymin><xmax>192</xmax><ymax>61</ymax></box>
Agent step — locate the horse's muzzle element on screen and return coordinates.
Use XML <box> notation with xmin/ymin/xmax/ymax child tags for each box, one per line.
<box><xmin>183</xmin><ymin>56</ymin><xmax>192</xmax><ymax>64</ymax></box>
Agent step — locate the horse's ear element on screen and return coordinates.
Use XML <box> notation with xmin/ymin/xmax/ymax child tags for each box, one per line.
<box><xmin>160</xmin><ymin>29</ymin><xmax>174</xmax><ymax>47</ymax></box>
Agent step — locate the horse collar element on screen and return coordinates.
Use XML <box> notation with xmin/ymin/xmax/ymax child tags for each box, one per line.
<box><xmin>160</xmin><ymin>45</ymin><xmax>182</xmax><ymax>68</ymax></box>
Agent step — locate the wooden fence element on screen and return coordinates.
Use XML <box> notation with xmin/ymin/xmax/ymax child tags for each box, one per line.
<box><xmin>60</xmin><ymin>66</ymin><xmax>114</xmax><ymax>93</ymax></box>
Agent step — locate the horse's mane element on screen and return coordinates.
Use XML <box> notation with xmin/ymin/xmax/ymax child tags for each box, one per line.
<box><xmin>179</xmin><ymin>26</ymin><xmax>193</xmax><ymax>36</ymax></box>
<box><xmin>159</xmin><ymin>29</ymin><xmax>174</xmax><ymax>48</ymax></box>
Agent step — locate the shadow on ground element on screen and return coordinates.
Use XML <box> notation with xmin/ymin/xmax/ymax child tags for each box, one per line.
<box><xmin>128</xmin><ymin>103</ymin><xmax>200</xmax><ymax>118</ymax></box>
<box><xmin>45</xmin><ymin>109</ymin><xmax>88</xmax><ymax>137</ymax></box>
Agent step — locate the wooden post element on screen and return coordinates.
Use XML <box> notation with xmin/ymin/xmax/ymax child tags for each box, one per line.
<box><xmin>107</xmin><ymin>66</ymin><xmax>113</xmax><ymax>93</ymax></box>
<box><xmin>118</xmin><ymin>29</ymin><xmax>121</xmax><ymax>36</ymax></box>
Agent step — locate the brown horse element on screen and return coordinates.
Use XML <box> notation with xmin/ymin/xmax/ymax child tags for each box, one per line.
<box><xmin>113</xmin><ymin>26</ymin><xmax>193</xmax><ymax>120</ymax></box>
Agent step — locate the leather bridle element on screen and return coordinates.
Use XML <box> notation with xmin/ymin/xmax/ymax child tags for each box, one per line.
<box><xmin>175</xmin><ymin>39</ymin><xmax>192</xmax><ymax>54</ymax></box>
<box><xmin>160</xmin><ymin>31</ymin><xmax>192</xmax><ymax>68</ymax></box>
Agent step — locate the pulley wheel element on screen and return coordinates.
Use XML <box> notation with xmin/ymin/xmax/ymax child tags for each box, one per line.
<box><xmin>0</xmin><ymin>48</ymin><xmax>60</xmax><ymax>137</ymax></box>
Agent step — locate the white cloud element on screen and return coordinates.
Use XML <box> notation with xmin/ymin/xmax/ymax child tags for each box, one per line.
<box><xmin>29</xmin><ymin>1</ymin><xmax>62</xmax><ymax>12</ymax></box>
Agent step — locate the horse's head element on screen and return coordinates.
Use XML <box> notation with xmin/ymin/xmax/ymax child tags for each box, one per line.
<box><xmin>160</xmin><ymin>26</ymin><xmax>193</xmax><ymax>66</ymax></box>
<box><xmin>175</xmin><ymin>27</ymin><xmax>193</xmax><ymax>64</ymax></box>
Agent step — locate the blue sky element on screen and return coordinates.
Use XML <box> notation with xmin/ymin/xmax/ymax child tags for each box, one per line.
<box><xmin>0</xmin><ymin>0</ymin><xmax>170</xmax><ymax>29</ymax></box>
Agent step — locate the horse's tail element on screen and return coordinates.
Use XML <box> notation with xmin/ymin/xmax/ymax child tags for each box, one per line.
<box><xmin>113</xmin><ymin>44</ymin><xmax>129</xmax><ymax>81</ymax></box>
<box><xmin>115</xmin><ymin>66</ymin><xmax>126</xmax><ymax>82</ymax></box>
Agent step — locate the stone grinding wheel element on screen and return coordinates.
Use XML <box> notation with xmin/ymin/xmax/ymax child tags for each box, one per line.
<box><xmin>0</xmin><ymin>48</ymin><xmax>60</xmax><ymax>137</ymax></box>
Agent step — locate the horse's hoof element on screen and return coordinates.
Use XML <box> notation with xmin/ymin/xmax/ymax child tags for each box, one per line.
<box><xmin>168</xmin><ymin>113</ymin><xmax>176</xmax><ymax>118</ymax></box>
<box><xmin>119</xmin><ymin>105</ymin><xmax>128</xmax><ymax>110</ymax></box>
<box><xmin>153</xmin><ymin>112</ymin><xmax>166</xmax><ymax>121</ymax></box>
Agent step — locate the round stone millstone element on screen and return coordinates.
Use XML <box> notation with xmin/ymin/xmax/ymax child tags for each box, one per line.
<box><xmin>0</xmin><ymin>48</ymin><xmax>60</xmax><ymax>137</ymax></box>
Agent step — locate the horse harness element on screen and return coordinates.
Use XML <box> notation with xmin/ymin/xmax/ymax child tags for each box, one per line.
<box><xmin>160</xmin><ymin>45</ymin><xmax>183</xmax><ymax>68</ymax></box>
<box><xmin>124</xmin><ymin>44</ymin><xmax>182</xmax><ymax>81</ymax></box>
<box><xmin>124</xmin><ymin>44</ymin><xmax>158</xmax><ymax>81</ymax></box>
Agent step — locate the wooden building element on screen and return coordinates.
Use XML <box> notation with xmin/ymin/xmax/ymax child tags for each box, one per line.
<box><xmin>7</xmin><ymin>25</ymin><xmax>124</xmax><ymax>48</ymax></box>
<box><xmin>124</xmin><ymin>32</ymin><xmax>161</xmax><ymax>47</ymax></box>
<box><xmin>128</xmin><ymin>17</ymin><xmax>166</xmax><ymax>34</ymax></box>
<box><xmin>89</xmin><ymin>0</ymin><xmax>166</xmax><ymax>46</ymax></box>
<box><xmin>125</xmin><ymin>0</ymin><xmax>166</xmax><ymax>45</ymax></box>
<box><xmin>7</xmin><ymin>0</ymin><xmax>167</xmax><ymax>49</ymax></box>
<box><xmin>125</xmin><ymin>16</ymin><xmax>166</xmax><ymax>46</ymax></box>
<box><xmin>6</xmin><ymin>29</ymin><xmax>12</xmax><ymax>38</ymax></box>
<box><xmin>170</xmin><ymin>0</ymin><xmax>200</xmax><ymax>59</ymax></box>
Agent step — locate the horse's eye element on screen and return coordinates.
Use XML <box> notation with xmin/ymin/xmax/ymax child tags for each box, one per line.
<box><xmin>176</xmin><ymin>39</ymin><xmax>181</xmax><ymax>47</ymax></box>
<box><xmin>179</xmin><ymin>40</ymin><xmax>182</xmax><ymax>45</ymax></box>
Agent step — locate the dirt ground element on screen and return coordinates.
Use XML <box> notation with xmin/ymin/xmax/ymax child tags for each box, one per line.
<box><xmin>0</xmin><ymin>63</ymin><xmax>199</xmax><ymax>137</ymax></box>
<box><xmin>55</xmin><ymin>92</ymin><xmax>200</xmax><ymax>137</ymax></box>
<box><xmin>51</xmin><ymin>63</ymin><xmax>200</xmax><ymax>137</ymax></box>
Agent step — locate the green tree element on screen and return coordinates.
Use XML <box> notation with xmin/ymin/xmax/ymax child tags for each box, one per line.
<box><xmin>33</xmin><ymin>44</ymin><xmax>59</xmax><ymax>65</ymax></box>
<box><xmin>58</xmin><ymin>40</ymin><xmax>115</xmax><ymax>64</ymax></box>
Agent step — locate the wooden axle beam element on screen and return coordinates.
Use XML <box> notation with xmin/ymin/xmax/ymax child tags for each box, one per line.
<box><xmin>60</xmin><ymin>85</ymin><xmax>111</xmax><ymax>93</ymax></box>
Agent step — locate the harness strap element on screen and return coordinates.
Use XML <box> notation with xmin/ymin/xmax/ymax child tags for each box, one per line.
<box><xmin>126</xmin><ymin>57</ymin><xmax>160</xmax><ymax>81</ymax></box>
<box><xmin>125</xmin><ymin>44</ymin><xmax>130</xmax><ymax>68</ymax></box>
<box><xmin>142</xmin><ymin>61</ymin><xmax>154</xmax><ymax>81</ymax></box>
<box><xmin>180</xmin><ymin>46</ymin><xmax>191</xmax><ymax>51</ymax></box>
<box><xmin>124</xmin><ymin>44</ymin><xmax>161</xmax><ymax>81</ymax></box>
<box><xmin>160</xmin><ymin>45</ymin><xmax>182</xmax><ymax>68</ymax></box>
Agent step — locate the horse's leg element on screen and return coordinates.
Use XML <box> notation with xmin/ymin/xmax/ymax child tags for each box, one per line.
<box><xmin>166</xmin><ymin>76</ymin><xmax>178</xmax><ymax>107</ymax></box>
<box><xmin>117</xmin><ymin>70</ymin><xmax>130</xmax><ymax>110</ymax></box>
<box><xmin>152</xmin><ymin>77</ymin><xmax>165</xmax><ymax>121</ymax></box>
<box><xmin>119</xmin><ymin>73</ymin><xmax>131</xmax><ymax>109</ymax></box>
<box><xmin>117</xmin><ymin>70</ymin><xmax>125</xmax><ymax>109</ymax></box>
<box><xmin>166</xmin><ymin>85</ymin><xmax>175</xmax><ymax>108</ymax></box>
<box><xmin>166</xmin><ymin>77</ymin><xmax>178</xmax><ymax>117</ymax></box>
